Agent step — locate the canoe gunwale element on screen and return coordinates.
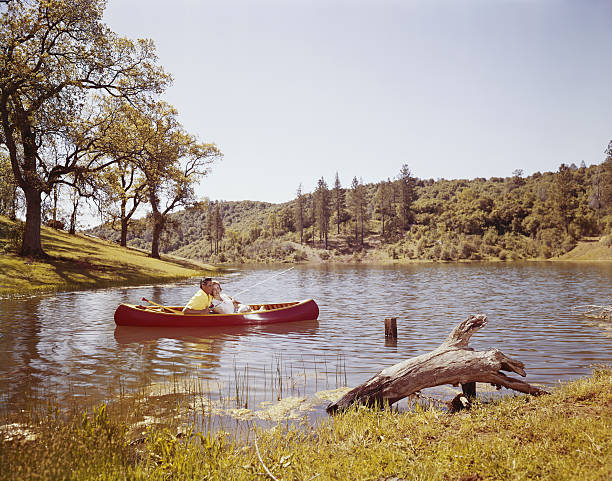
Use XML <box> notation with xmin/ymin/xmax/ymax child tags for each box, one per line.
<box><xmin>131</xmin><ymin>300</ymin><xmax>301</xmax><ymax>316</ymax></box>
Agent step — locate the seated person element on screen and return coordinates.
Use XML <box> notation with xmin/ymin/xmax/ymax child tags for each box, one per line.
<box><xmin>182</xmin><ymin>278</ymin><xmax>214</xmax><ymax>314</ymax></box>
<box><xmin>211</xmin><ymin>282</ymin><xmax>253</xmax><ymax>314</ymax></box>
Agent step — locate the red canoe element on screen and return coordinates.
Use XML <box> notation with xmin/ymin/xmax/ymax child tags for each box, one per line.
<box><xmin>114</xmin><ymin>299</ymin><xmax>319</xmax><ymax>327</ymax></box>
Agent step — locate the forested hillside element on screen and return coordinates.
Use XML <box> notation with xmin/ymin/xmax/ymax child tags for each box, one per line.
<box><xmin>89</xmin><ymin>159</ymin><xmax>612</xmax><ymax>264</ymax></box>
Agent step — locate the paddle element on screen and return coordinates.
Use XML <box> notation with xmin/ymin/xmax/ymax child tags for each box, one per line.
<box><xmin>141</xmin><ymin>297</ymin><xmax>179</xmax><ymax>313</ymax></box>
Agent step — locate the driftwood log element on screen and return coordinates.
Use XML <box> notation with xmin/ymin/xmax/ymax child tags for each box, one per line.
<box><xmin>327</xmin><ymin>314</ymin><xmax>547</xmax><ymax>413</ymax></box>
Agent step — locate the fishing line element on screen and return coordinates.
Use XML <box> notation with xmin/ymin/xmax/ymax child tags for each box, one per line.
<box><xmin>233</xmin><ymin>266</ymin><xmax>295</xmax><ymax>297</ymax></box>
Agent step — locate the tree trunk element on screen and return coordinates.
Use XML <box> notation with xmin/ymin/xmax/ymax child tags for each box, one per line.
<box><xmin>68</xmin><ymin>196</ymin><xmax>78</xmax><ymax>235</ymax></box>
<box><xmin>150</xmin><ymin>211</ymin><xmax>163</xmax><ymax>259</ymax></box>
<box><xmin>360</xmin><ymin>217</ymin><xmax>364</xmax><ymax>246</ymax></box>
<box><xmin>21</xmin><ymin>187</ymin><xmax>46</xmax><ymax>258</ymax></box>
<box><xmin>120</xmin><ymin>217</ymin><xmax>128</xmax><ymax>247</ymax></box>
<box><xmin>119</xmin><ymin>200</ymin><xmax>128</xmax><ymax>247</ymax></box>
<box><xmin>149</xmin><ymin>189</ymin><xmax>165</xmax><ymax>259</ymax></box>
<box><xmin>327</xmin><ymin>314</ymin><xmax>547</xmax><ymax>413</ymax></box>
<box><xmin>52</xmin><ymin>186</ymin><xmax>58</xmax><ymax>226</ymax></box>
<box><xmin>68</xmin><ymin>212</ymin><xmax>76</xmax><ymax>234</ymax></box>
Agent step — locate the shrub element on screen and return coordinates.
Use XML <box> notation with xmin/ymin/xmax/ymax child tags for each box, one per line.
<box><xmin>539</xmin><ymin>245</ymin><xmax>552</xmax><ymax>259</ymax></box>
<box><xmin>481</xmin><ymin>244</ymin><xmax>500</xmax><ymax>257</ymax></box>
<box><xmin>416</xmin><ymin>239</ymin><xmax>426</xmax><ymax>257</ymax></box>
<box><xmin>6</xmin><ymin>219</ymin><xmax>24</xmax><ymax>252</ymax></box>
<box><xmin>601</xmin><ymin>235</ymin><xmax>612</xmax><ymax>248</ymax></box>
<box><xmin>560</xmin><ymin>236</ymin><xmax>577</xmax><ymax>254</ymax></box>
<box><xmin>458</xmin><ymin>240</ymin><xmax>477</xmax><ymax>259</ymax></box>
<box><xmin>292</xmin><ymin>251</ymin><xmax>307</xmax><ymax>262</ymax></box>
<box><xmin>483</xmin><ymin>227</ymin><xmax>498</xmax><ymax>245</ymax></box>
<box><xmin>440</xmin><ymin>246</ymin><xmax>454</xmax><ymax>261</ymax></box>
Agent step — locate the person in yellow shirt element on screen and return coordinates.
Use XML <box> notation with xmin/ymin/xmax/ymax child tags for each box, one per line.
<box><xmin>182</xmin><ymin>278</ymin><xmax>214</xmax><ymax>315</ymax></box>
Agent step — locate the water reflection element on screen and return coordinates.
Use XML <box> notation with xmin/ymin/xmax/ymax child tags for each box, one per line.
<box><xmin>114</xmin><ymin>319</ymin><xmax>320</xmax><ymax>346</ymax></box>
<box><xmin>0</xmin><ymin>295</ymin><xmax>45</xmax><ymax>408</ymax></box>
<box><xmin>0</xmin><ymin>263</ymin><xmax>611</xmax><ymax>415</ymax></box>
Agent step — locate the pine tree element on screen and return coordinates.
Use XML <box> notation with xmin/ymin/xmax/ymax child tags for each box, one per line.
<box><xmin>374</xmin><ymin>179</ymin><xmax>394</xmax><ymax>238</ymax></box>
<box><xmin>348</xmin><ymin>177</ymin><xmax>368</xmax><ymax>246</ymax></box>
<box><xmin>267</xmin><ymin>212</ymin><xmax>277</xmax><ymax>238</ymax></box>
<box><xmin>314</xmin><ymin>177</ymin><xmax>331</xmax><ymax>249</ymax></box>
<box><xmin>550</xmin><ymin>164</ymin><xmax>578</xmax><ymax>234</ymax></box>
<box><xmin>295</xmin><ymin>184</ymin><xmax>305</xmax><ymax>244</ymax></box>
<box><xmin>206</xmin><ymin>202</ymin><xmax>215</xmax><ymax>254</ymax></box>
<box><xmin>213</xmin><ymin>203</ymin><xmax>225</xmax><ymax>254</ymax></box>
<box><xmin>603</xmin><ymin>141</ymin><xmax>612</xmax><ymax>214</ymax></box>
<box><xmin>397</xmin><ymin>164</ymin><xmax>416</xmax><ymax>231</ymax></box>
<box><xmin>332</xmin><ymin>172</ymin><xmax>346</xmax><ymax>234</ymax></box>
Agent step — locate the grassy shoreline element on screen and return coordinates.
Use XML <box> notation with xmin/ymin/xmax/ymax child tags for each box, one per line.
<box><xmin>200</xmin><ymin>232</ymin><xmax>612</xmax><ymax>265</ymax></box>
<box><xmin>221</xmin><ymin>237</ymin><xmax>612</xmax><ymax>266</ymax></box>
<box><xmin>1</xmin><ymin>367</ymin><xmax>610</xmax><ymax>480</ymax></box>
<box><xmin>1</xmin><ymin>214</ymin><xmax>609</xmax><ymax>297</ymax></box>
<box><xmin>0</xmin><ymin>216</ymin><xmax>221</xmax><ymax>296</ymax></box>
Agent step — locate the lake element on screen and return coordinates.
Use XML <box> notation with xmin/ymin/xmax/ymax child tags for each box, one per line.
<box><xmin>1</xmin><ymin>262</ymin><xmax>611</xmax><ymax>418</ymax></box>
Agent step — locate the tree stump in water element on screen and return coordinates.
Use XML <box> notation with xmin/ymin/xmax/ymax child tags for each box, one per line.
<box><xmin>385</xmin><ymin>317</ymin><xmax>398</xmax><ymax>338</ymax></box>
<box><xmin>327</xmin><ymin>314</ymin><xmax>547</xmax><ymax>413</ymax></box>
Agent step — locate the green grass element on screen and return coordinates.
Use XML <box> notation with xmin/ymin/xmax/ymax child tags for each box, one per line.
<box><xmin>1</xmin><ymin>367</ymin><xmax>610</xmax><ymax>480</ymax></box>
<box><xmin>558</xmin><ymin>236</ymin><xmax>612</xmax><ymax>261</ymax></box>
<box><xmin>0</xmin><ymin>215</ymin><xmax>222</xmax><ymax>295</ymax></box>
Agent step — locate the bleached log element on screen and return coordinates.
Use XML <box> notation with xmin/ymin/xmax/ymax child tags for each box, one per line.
<box><xmin>327</xmin><ymin>314</ymin><xmax>547</xmax><ymax>413</ymax></box>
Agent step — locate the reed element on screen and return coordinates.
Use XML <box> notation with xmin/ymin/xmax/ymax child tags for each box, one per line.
<box><xmin>1</xmin><ymin>366</ymin><xmax>610</xmax><ymax>481</ymax></box>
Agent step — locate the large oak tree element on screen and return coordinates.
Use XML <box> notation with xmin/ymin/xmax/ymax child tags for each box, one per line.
<box><xmin>0</xmin><ymin>0</ymin><xmax>168</xmax><ymax>257</ymax></box>
<box><xmin>115</xmin><ymin>100</ymin><xmax>221</xmax><ymax>259</ymax></box>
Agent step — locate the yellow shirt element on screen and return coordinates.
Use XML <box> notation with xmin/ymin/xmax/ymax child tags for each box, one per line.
<box><xmin>185</xmin><ymin>290</ymin><xmax>213</xmax><ymax>311</ymax></box>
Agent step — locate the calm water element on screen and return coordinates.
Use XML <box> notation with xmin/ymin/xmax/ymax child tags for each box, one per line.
<box><xmin>1</xmin><ymin>263</ymin><xmax>611</xmax><ymax>414</ymax></box>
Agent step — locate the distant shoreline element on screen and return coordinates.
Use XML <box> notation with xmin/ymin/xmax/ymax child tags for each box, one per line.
<box><xmin>218</xmin><ymin>235</ymin><xmax>612</xmax><ymax>266</ymax></box>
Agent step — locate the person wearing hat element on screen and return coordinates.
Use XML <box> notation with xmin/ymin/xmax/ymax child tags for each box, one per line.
<box><xmin>182</xmin><ymin>277</ymin><xmax>214</xmax><ymax>314</ymax></box>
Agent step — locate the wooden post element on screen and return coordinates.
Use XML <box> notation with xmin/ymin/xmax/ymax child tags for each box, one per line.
<box><xmin>385</xmin><ymin>317</ymin><xmax>397</xmax><ymax>338</ymax></box>
<box><xmin>384</xmin><ymin>337</ymin><xmax>397</xmax><ymax>348</ymax></box>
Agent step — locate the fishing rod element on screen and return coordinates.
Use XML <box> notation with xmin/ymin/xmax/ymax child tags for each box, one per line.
<box><xmin>233</xmin><ymin>266</ymin><xmax>295</xmax><ymax>297</ymax></box>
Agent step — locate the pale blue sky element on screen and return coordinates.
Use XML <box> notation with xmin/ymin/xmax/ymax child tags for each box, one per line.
<box><xmin>104</xmin><ymin>0</ymin><xmax>612</xmax><ymax>204</ymax></box>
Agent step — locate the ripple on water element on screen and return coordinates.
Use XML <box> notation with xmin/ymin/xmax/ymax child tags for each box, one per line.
<box><xmin>0</xmin><ymin>263</ymin><xmax>611</xmax><ymax>414</ymax></box>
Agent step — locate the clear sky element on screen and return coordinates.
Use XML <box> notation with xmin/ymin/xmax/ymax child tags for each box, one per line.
<box><xmin>103</xmin><ymin>0</ymin><xmax>612</xmax><ymax>204</ymax></box>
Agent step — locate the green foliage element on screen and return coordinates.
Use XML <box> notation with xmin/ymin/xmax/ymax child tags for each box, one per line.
<box><xmin>313</xmin><ymin>177</ymin><xmax>331</xmax><ymax>248</ymax></box>
<box><xmin>348</xmin><ymin>177</ymin><xmax>369</xmax><ymax>246</ymax></box>
<box><xmin>331</xmin><ymin>172</ymin><xmax>347</xmax><ymax>235</ymax></box>
<box><xmin>0</xmin><ymin>0</ymin><xmax>170</xmax><ymax>257</ymax></box>
<box><xmin>90</xmin><ymin>160</ymin><xmax>612</xmax><ymax>263</ymax></box>
<box><xmin>0</xmin><ymin>217</ymin><xmax>24</xmax><ymax>253</ymax></box>
<box><xmin>0</xmin><ymin>152</ymin><xmax>20</xmax><ymax>220</ymax></box>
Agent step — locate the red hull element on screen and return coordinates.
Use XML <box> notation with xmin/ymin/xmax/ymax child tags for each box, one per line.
<box><xmin>114</xmin><ymin>299</ymin><xmax>319</xmax><ymax>327</ymax></box>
